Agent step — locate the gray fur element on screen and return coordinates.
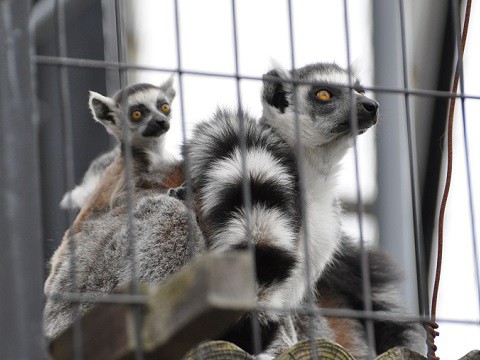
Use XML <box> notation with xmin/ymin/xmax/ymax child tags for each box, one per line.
<box><xmin>60</xmin><ymin>147</ymin><xmax>119</xmax><ymax>210</ymax></box>
<box><xmin>313</xmin><ymin>238</ymin><xmax>427</xmax><ymax>358</ymax></box>
<box><xmin>45</xmin><ymin>80</ymin><xmax>205</xmax><ymax>339</ymax></box>
<box><xmin>60</xmin><ymin>78</ymin><xmax>177</xmax><ymax>211</ymax></box>
<box><xmin>44</xmin><ymin>194</ymin><xmax>203</xmax><ymax>339</ymax></box>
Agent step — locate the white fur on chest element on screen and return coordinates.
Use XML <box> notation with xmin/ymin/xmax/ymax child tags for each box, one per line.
<box><xmin>302</xmin><ymin>165</ymin><xmax>341</xmax><ymax>281</ymax></box>
<box><xmin>270</xmin><ymin>158</ymin><xmax>342</xmax><ymax>311</ymax></box>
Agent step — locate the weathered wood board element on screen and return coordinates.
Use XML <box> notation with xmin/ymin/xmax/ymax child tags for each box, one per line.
<box><xmin>50</xmin><ymin>252</ymin><xmax>255</xmax><ymax>360</ymax></box>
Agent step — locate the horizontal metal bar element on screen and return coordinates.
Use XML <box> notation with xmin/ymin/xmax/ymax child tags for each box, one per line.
<box><xmin>34</xmin><ymin>55</ymin><xmax>480</xmax><ymax>101</ymax></box>
<box><xmin>46</xmin><ymin>292</ymin><xmax>148</xmax><ymax>305</ymax></box>
<box><xmin>46</xmin><ymin>291</ymin><xmax>480</xmax><ymax>327</ymax></box>
<box><xmin>256</xmin><ymin>305</ymin><xmax>480</xmax><ymax>326</ymax></box>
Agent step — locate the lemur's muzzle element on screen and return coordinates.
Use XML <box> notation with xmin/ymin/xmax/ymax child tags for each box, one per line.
<box><xmin>142</xmin><ymin>119</ymin><xmax>170</xmax><ymax>137</ymax></box>
<box><xmin>356</xmin><ymin>97</ymin><xmax>378</xmax><ymax>131</ymax></box>
<box><xmin>332</xmin><ymin>97</ymin><xmax>379</xmax><ymax>134</ymax></box>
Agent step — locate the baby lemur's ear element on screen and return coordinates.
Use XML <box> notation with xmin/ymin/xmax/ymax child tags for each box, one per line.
<box><xmin>159</xmin><ymin>74</ymin><xmax>176</xmax><ymax>102</ymax></box>
<box><xmin>89</xmin><ymin>91</ymin><xmax>116</xmax><ymax>129</ymax></box>
<box><xmin>262</xmin><ymin>64</ymin><xmax>291</xmax><ymax>113</ymax></box>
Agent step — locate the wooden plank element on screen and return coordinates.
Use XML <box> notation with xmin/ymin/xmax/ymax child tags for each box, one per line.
<box><xmin>50</xmin><ymin>252</ymin><xmax>255</xmax><ymax>360</ymax></box>
<box><xmin>51</xmin><ymin>303</ymin><xmax>133</xmax><ymax>360</ymax></box>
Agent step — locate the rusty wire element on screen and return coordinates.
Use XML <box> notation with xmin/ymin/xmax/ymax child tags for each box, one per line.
<box><xmin>429</xmin><ymin>0</ymin><xmax>473</xmax><ymax>359</ymax></box>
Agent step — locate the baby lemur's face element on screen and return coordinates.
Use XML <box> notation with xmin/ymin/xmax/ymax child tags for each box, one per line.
<box><xmin>262</xmin><ymin>63</ymin><xmax>378</xmax><ymax>148</ymax></box>
<box><xmin>89</xmin><ymin>78</ymin><xmax>175</xmax><ymax>146</ymax></box>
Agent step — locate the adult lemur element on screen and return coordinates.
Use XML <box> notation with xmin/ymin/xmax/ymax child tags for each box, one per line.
<box><xmin>184</xmin><ymin>63</ymin><xmax>424</xmax><ymax>358</ymax></box>
<box><xmin>44</xmin><ymin>79</ymin><xmax>204</xmax><ymax>339</ymax></box>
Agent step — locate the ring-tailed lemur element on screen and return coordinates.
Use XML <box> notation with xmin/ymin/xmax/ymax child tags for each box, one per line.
<box><xmin>59</xmin><ymin>77</ymin><xmax>178</xmax><ymax>211</ymax></box>
<box><xmin>183</xmin><ymin>62</ymin><xmax>380</xmax><ymax>358</ymax></box>
<box><xmin>44</xmin><ymin>80</ymin><xmax>204</xmax><ymax>339</ymax></box>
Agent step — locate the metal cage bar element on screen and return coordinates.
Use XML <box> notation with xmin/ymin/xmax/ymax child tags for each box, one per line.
<box><xmin>342</xmin><ymin>0</ymin><xmax>376</xmax><ymax>356</ymax></box>
<box><xmin>0</xmin><ymin>0</ymin><xmax>45</xmax><ymax>358</ymax></box>
<box><xmin>229</xmin><ymin>0</ymin><xmax>262</xmax><ymax>353</ymax></box>
<box><xmin>1</xmin><ymin>0</ymin><xmax>478</xmax><ymax>358</ymax></box>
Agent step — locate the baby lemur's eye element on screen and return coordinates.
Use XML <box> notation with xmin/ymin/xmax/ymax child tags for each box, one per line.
<box><xmin>316</xmin><ymin>90</ymin><xmax>332</xmax><ymax>101</ymax></box>
<box><xmin>160</xmin><ymin>103</ymin><xmax>170</xmax><ymax>113</ymax></box>
<box><xmin>131</xmin><ymin>110</ymin><xmax>143</xmax><ymax>120</ymax></box>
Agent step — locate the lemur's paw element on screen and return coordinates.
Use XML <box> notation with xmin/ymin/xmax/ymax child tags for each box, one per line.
<box><xmin>167</xmin><ymin>182</ymin><xmax>188</xmax><ymax>200</ymax></box>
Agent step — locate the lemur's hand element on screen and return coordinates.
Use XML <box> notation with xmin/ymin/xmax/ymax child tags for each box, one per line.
<box><xmin>167</xmin><ymin>182</ymin><xmax>188</xmax><ymax>200</ymax></box>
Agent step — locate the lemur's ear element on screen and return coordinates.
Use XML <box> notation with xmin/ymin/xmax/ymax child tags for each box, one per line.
<box><xmin>262</xmin><ymin>65</ymin><xmax>291</xmax><ymax>113</ymax></box>
<box><xmin>89</xmin><ymin>91</ymin><xmax>116</xmax><ymax>127</ymax></box>
<box><xmin>160</xmin><ymin>74</ymin><xmax>176</xmax><ymax>102</ymax></box>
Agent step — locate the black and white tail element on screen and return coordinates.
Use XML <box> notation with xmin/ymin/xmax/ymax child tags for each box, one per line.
<box><xmin>186</xmin><ymin>109</ymin><xmax>301</xmax><ymax>356</ymax></box>
<box><xmin>315</xmin><ymin>239</ymin><xmax>426</xmax><ymax>357</ymax></box>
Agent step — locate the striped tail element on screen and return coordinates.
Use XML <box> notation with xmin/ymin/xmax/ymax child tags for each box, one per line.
<box><xmin>186</xmin><ymin>109</ymin><xmax>302</xmax><ymax>356</ymax></box>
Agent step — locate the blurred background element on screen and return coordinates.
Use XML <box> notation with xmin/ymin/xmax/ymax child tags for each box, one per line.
<box><xmin>24</xmin><ymin>0</ymin><xmax>480</xmax><ymax>357</ymax></box>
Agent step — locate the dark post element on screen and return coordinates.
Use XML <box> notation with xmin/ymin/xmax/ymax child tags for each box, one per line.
<box><xmin>0</xmin><ymin>0</ymin><xmax>45</xmax><ymax>358</ymax></box>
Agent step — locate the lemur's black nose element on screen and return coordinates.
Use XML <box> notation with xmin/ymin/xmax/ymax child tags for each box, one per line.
<box><xmin>155</xmin><ymin>119</ymin><xmax>169</xmax><ymax>130</ymax></box>
<box><xmin>362</xmin><ymin>99</ymin><xmax>379</xmax><ymax>114</ymax></box>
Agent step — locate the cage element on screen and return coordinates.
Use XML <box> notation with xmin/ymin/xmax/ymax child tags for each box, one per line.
<box><xmin>0</xmin><ymin>0</ymin><xmax>479</xmax><ymax>359</ymax></box>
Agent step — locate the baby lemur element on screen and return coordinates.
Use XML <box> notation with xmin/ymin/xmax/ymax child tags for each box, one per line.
<box><xmin>44</xmin><ymin>79</ymin><xmax>204</xmax><ymax>339</ymax></box>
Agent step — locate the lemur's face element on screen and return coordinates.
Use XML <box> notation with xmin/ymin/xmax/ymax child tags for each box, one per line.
<box><xmin>262</xmin><ymin>63</ymin><xmax>378</xmax><ymax>148</ymax></box>
<box><xmin>89</xmin><ymin>79</ymin><xmax>175</xmax><ymax>146</ymax></box>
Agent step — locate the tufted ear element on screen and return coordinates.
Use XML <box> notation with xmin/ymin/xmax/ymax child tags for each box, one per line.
<box><xmin>262</xmin><ymin>65</ymin><xmax>291</xmax><ymax>113</ymax></box>
<box><xmin>89</xmin><ymin>91</ymin><xmax>116</xmax><ymax>130</ymax></box>
<box><xmin>159</xmin><ymin>74</ymin><xmax>176</xmax><ymax>102</ymax></box>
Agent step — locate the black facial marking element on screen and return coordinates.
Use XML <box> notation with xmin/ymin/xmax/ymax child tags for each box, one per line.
<box><xmin>129</xmin><ymin>104</ymin><xmax>150</xmax><ymax>117</ymax></box>
<box><xmin>310</xmin><ymin>86</ymin><xmax>338</xmax><ymax>101</ymax></box>
<box><xmin>141</xmin><ymin>119</ymin><xmax>169</xmax><ymax>137</ymax></box>
<box><xmin>156</xmin><ymin>99</ymin><xmax>170</xmax><ymax>113</ymax></box>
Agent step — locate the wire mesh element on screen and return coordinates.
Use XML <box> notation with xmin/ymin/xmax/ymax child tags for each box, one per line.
<box><xmin>1</xmin><ymin>0</ymin><xmax>479</xmax><ymax>359</ymax></box>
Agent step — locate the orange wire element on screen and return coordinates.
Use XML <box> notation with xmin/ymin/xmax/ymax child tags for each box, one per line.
<box><xmin>430</xmin><ymin>1</ymin><xmax>472</xmax><ymax>359</ymax></box>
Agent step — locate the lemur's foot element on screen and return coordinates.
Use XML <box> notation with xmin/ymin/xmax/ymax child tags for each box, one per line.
<box><xmin>168</xmin><ymin>182</ymin><xmax>188</xmax><ymax>200</ymax></box>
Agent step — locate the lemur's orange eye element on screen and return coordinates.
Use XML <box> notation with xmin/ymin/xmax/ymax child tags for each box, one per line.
<box><xmin>316</xmin><ymin>90</ymin><xmax>331</xmax><ymax>101</ymax></box>
<box><xmin>131</xmin><ymin>110</ymin><xmax>142</xmax><ymax>119</ymax></box>
<box><xmin>161</xmin><ymin>103</ymin><xmax>170</xmax><ymax>113</ymax></box>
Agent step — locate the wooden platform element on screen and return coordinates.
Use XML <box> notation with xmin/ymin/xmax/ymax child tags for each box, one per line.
<box><xmin>50</xmin><ymin>252</ymin><xmax>255</xmax><ymax>360</ymax></box>
<box><xmin>49</xmin><ymin>251</ymin><xmax>479</xmax><ymax>359</ymax></box>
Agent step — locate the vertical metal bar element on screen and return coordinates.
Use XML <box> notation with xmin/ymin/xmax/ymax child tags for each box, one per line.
<box><xmin>397</xmin><ymin>0</ymin><xmax>430</xmax><ymax>320</ymax></box>
<box><xmin>172</xmin><ymin>0</ymin><xmax>197</xmax><ymax>260</ymax></box>
<box><xmin>0</xmin><ymin>0</ymin><xmax>45</xmax><ymax>357</ymax></box>
<box><xmin>285</xmin><ymin>1</ymin><xmax>317</xmax><ymax>358</ymax></box>
<box><xmin>101</xmin><ymin>0</ymin><xmax>121</xmax><ymax>95</ymax></box>
<box><xmin>341</xmin><ymin>1</ymin><xmax>375</xmax><ymax>357</ymax></box>
<box><xmin>450</xmin><ymin>0</ymin><xmax>480</xmax><ymax>316</ymax></box>
<box><xmin>55</xmin><ymin>0</ymin><xmax>83</xmax><ymax>358</ymax></box>
<box><xmin>373</xmin><ymin>0</ymin><xmax>420</xmax><ymax>315</ymax></box>
<box><xmin>230</xmin><ymin>0</ymin><xmax>261</xmax><ymax>354</ymax></box>
<box><xmin>114</xmin><ymin>1</ymin><xmax>144</xmax><ymax>358</ymax></box>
